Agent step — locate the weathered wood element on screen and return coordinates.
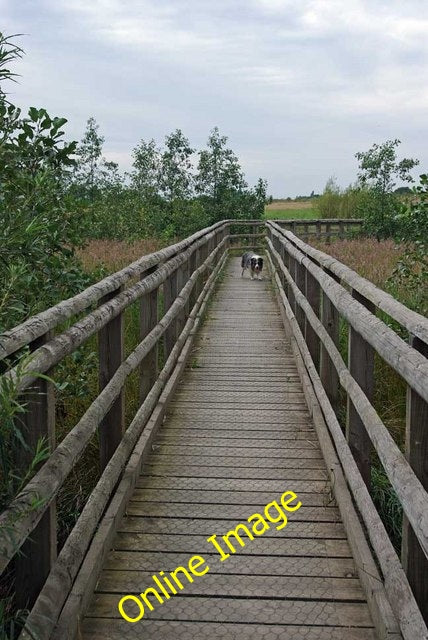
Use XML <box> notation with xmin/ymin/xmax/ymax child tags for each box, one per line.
<box><xmin>15</xmin><ymin>332</ymin><xmax>56</xmax><ymax>612</ymax></box>
<box><xmin>268</xmin><ymin>223</ymin><xmax>428</xmax><ymax>404</ymax></box>
<box><xmin>402</xmin><ymin>335</ymin><xmax>428</xmax><ymax>625</ymax></box>
<box><xmin>0</xmin><ymin>221</ymin><xmax>229</xmax><ymax>360</ymax></box>
<box><xmin>0</xmin><ymin>241</ymin><xmax>228</xmax><ymax>577</ymax></box>
<box><xmin>271</xmin><ymin>264</ymin><xmax>400</xmax><ymax>639</ymax></box>
<box><xmin>267</xmin><ymin>248</ymin><xmax>427</xmax><ymax>640</ymax></box>
<box><xmin>139</xmin><ymin>266</ymin><xmax>159</xmax><ymax>405</ymax></box>
<box><xmin>295</xmin><ymin>259</ymin><xmax>306</xmax><ymax>334</ymax></box>
<box><xmin>269</xmin><ymin>220</ymin><xmax>428</xmax><ymax>345</ymax></box>
<box><xmin>3</xmin><ymin>225</ymin><xmax>226</xmax><ymax>392</ymax></box>
<box><xmin>163</xmin><ymin>268</ymin><xmax>178</xmax><ymax>358</ymax></box>
<box><xmin>320</xmin><ymin>271</ymin><xmax>339</xmax><ymax>411</ymax></box>
<box><xmin>346</xmin><ymin>290</ymin><xmax>375</xmax><ymax>489</ymax></box>
<box><xmin>266</xmin><ymin>235</ymin><xmax>428</xmax><ymax>574</ymax></box>
<box><xmin>81</xmin><ymin>619</ymin><xmax>376</xmax><ymax>640</ymax></box>
<box><xmin>305</xmin><ymin>269</ymin><xmax>321</xmax><ymax>371</ymax></box>
<box><xmin>98</xmin><ymin>286</ymin><xmax>125</xmax><ymax>470</ymax></box>
<box><xmin>47</xmin><ymin>252</ymin><xmax>228</xmax><ymax>640</ymax></box>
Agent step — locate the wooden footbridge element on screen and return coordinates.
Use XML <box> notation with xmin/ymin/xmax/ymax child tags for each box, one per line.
<box><xmin>1</xmin><ymin>220</ymin><xmax>427</xmax><ymax>640</ymax></box>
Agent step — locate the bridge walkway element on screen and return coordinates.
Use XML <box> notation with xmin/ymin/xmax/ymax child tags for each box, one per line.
<box><xmin>81</xmin><ymin>257</ymin><xmax>377</xmax><ymax>639</ymax></box>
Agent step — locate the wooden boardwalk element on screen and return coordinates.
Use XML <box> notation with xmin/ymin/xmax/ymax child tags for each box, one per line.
<box><xmin>81</xmin><ymin>258</ymin><xmax>376</xmax><ymax>639</ymax></box>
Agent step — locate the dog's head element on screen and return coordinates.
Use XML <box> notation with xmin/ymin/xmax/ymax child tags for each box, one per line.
<box><xmin>250</xmin><ymin>256</ymin><xmax>264</xmax><ymax>272</ymax></box>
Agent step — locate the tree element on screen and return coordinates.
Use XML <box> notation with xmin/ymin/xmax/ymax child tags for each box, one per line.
<box><xmin>355</xmin><ymin>139</ymin><xmax>419</xmax><ymax>239</ymax></box>
<box><xmin>196</xmin><ymin>127</ymin><xmax>247</xmax><ymax>221</ymax></box>
<box><xmin>74</xmin><ymin>117</ymin><xmax>104</xmax><ymax>201</ymax></box>
<box><xmin>160</xmin><ymin>129</ymin><xmax>194</xmax><ymax>201</ymax></box>
<box><xmin>130</xmin><ymin>138</ymin><xmax>161</xmax><ymax>202</ymax></box>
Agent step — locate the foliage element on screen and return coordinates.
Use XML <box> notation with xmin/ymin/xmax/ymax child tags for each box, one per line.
<box><xmin>388</xmin><ymin>174</ymin><xmax>428</xmax><ymax>315</ymax></box>
<box><xmin>355</xmin><ymin>139</ymin><xmax>419</xmax><ymax>239</ymax></box>
<box><xmin>314</xmin><ymin>177</ymin><xmax>372</xmax><ymax>220</ymax></box>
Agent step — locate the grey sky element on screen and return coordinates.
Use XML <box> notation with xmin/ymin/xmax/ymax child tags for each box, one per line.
<box><xmin>2</xmin><ymin>0</ymin><xmax>427</xmax><ymax>196</ymax></box>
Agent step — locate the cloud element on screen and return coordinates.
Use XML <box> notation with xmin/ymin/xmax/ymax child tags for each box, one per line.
<box><xmin>1</xmin><ymin>0</ymin><xmax>427</xmax><ymax>194</ymax></box>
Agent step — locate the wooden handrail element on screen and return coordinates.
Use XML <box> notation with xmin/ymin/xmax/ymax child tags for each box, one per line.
<box><xmin>0</xmin><ymin>220</ymin><xmax>229</xmax><ymax>360</ymax></box>
<box><xmin>266</xmin><ymin>224</ymin><xmax>428</xmax><ymax>636</ymax></box>
<box><xmin>269</xmin><ymin>220</ymin><xmax>428</xmax><ymax>345</ymax></box>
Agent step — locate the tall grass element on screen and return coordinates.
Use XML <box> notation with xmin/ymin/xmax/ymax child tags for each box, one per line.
<box><xmin>313</xmin><ymin>179</ymin><xmax>372</xmax><ymax>219</ymax></box>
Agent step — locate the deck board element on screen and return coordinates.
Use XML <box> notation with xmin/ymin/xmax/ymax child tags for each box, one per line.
<box><xmin>81</xmin><ymin>257</ymin><xmax>376</xmax><ymax>639</ymax></box>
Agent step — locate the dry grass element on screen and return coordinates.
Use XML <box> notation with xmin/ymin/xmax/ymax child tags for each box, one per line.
<box><xmin>76</xmin><ymin>238</ymin><xmax>165</xmax><ymax>273</ymax></box>
<box><xmin>310</xmin><ymin>238</ymin><xmax>404</xmax><ymax>289</ymax></box>
<box><xmin>266</xmin><ymin>200</ymin><xmax>313</xmax><ymax>211</ymax></box>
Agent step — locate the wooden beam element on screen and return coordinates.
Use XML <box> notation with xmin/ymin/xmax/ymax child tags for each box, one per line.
<box><xmin>163</xmin><ymin>269</ymin><xmax>178</xmax><ymax>359</ymax></box>
<box><xmin>139</xmin><ymin>266</ymin><xmax>159</xmax><ymax>405</ymax></box>
<box><xmin>346</xmin><ymin>290</ymin><xmax>375</xmax><ymax>489</ymax></box>
<box><xmin>305</xmin><ymin>270</ymin><xmax>321</xmax><ymax>372</ymax></box>
<box><xmin>15</xmin><ymin>332</ymin><xmax>56</xmax><ymax>612</ymax></box>
<box><xmin>98</xmin><ymin>287</ymin><xmax>125</xmax><ymax>471</ymax></box>
<box><xmin>402</xmin><ymin>335</ymin><xmax>428</xmax><ymax>625</ymax></box>
<box><xmin>320</xmin><ymin>269</ymin><xmax>339</xmax><ymax>411</ymax></box>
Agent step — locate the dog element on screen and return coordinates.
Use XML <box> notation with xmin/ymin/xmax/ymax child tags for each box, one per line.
<box><xmin>241</xmin><ymin>252</ymin><xmax>264</xmax><ymax>280</ymax></box>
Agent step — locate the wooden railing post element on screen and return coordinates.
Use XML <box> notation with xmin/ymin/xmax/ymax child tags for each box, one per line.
<box><xmin>326</xmin><ymin>222</ymin><xmax>332</xmax><ymax>244</ymax></box>
<box><xmin>305</xmin><ymin>270</ymin><xmax>321</xmax><ymax>371</ymax></box>
<box><xmin>320</xmin><ymin>269</ymin><xmax>340</xmax><ymax>411</ymax></box>
<box><xmin>402</xmin><ymin>335</ymin><xmax>428</xmax><ymax>624</ymax></box>
<box><xmin>176</xmin><ymin>259</ymin><xmax>189</xmax><ymax>338</ymax></box>
<box><xmin>287</xmin><ymin>253</ymin><xmax>296</xmax><ymax>312</ymax></box>
<box><xmin>98</xmin><ymin>286</ymin><xmax>125</xmax><ymax>471</ymax></box>
<box><xmin>346</xmin><ymin>290</ymin><xmax>375</xmax><ymax>488</ymax></box>
<box><xmin>139</xmin><ymin>266</ymin><xmax>159</xmax><ymax>405</ymax></box>
<box><xmin>295</xmin><ymin>260</ymin><xmax>306</xmax><ymax>334</ymax></box>
<box><xmin>316</xmin><ymin>220</ymin><xmax>321</xmax><ymax>241</ymax></box>
<box><xmin>163</xmin><ymin>268</ymin><xmax>178</xmax><ymax>359</ymax></box>
<box><xmin>15</xmin><ymin>332</ymin><xmax>56</xmax><ymax>611</ymax></box>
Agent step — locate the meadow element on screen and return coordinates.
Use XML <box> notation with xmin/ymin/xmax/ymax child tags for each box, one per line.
<box><xmin>264</xmin><ymin>199</ymin><xmax>319</xmax><ymax>220</ymax></box>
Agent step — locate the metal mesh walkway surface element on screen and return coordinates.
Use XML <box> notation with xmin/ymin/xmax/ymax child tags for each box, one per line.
<box><xmin>81</xmin><ymin>257</ymin><xmax>377</xmax><ymax>640</ymax></box>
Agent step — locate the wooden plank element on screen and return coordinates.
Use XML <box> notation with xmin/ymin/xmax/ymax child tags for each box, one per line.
<box><xmin>15</xmin><ymin>332</ymin><xmax>56</xmax><ymax>611</ymax></box>
<box><xmin>139</xmin><ymin>265</ymin><xmax>159</xmax><ymax>404</ymax></box>
<box><xmin>117</xmin><ymin>517</ymin><xmax>346</xmax><ymax>538</ymax></box>
<box><xmin>163</xmin><ymin>268</ymin><xmax>178</xmax><ymax>358</ymax></box>
<box><xmin>402</xmin><ymin>335</ymin><xmax>428</xmax><ymax>625</ymax></box>
<box><xmin>126</xmin><ymin>502</ymin><xmax>341</xmax><ymax>521</ymax></box>
<box><xmin>146</xmin><ymin>458</ymin><xmax>326</xmax><ymax>475</ymax></box>
<box><xmin>87</xmin><ymin>594</ymin><xmax>371</xmax><ymax>627</ymax></box>
<box><xmin>306</xmin><ymin>269</ymin><xmax>321</xmax><ymax>371</ymax></box>
<box><xmin>320</xmin><ymin>271</ymin><xmax>339</xmax><ymax>412</ymax></box>
<box><xmin>140</xmin><ymin>466</ymin><xmax>326</xmax><ymax>480</ymax></box>
<box><xmin>98</xmin><ymin>571</ymin><xmax>361</xmax><ymax>598</ymax></box>
<box><xmin>81</xmin><ymin>619</ymin><xmax>377</xmax><ymax>640</ymax></box>
<box><xmin>103</xmin><ymin>549</ymin><xmax>354</xmax><ymax>576</ymax></box>
<box><xmin>98</xmin><ymin>286</ymin><xmax>125</xmax><ymax>470</ymax></box>
<box><xmin>346</xmin><ymin>289</ymin><xmax>375</xmax><ymax>488</ymax></box>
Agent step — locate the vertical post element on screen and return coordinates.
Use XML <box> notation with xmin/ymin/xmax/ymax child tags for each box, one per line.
<box><xmin>188</xmin><ymin>250</ymin><xmax>197</xmax><ymax>311</ymax></box>
<box><xmin>139</xmin><ymin>266</ymin><xmax>159</xmax><ymax>405</ymax></box>
<box><xmin>305</xmin><ymin>270</ymin><xmax>321</xmax><ymax>371</ymax></box>
<box><xmin>320</xmin><ymin>269</ymin><xmax>340</xmax><ymax>411</ymax></box>
<box><xmin>316</xmin><ymin>220</ymin><xmax>321</xmax><ymax>241</ymax></box>
<box><xmin>15</xmin><ymin>332</ymin><xmax>56</xmax><ymax>611</ymax></box>
<box><xmin>402</xmin><ymin>336</ymin><xmax>428</xmax><ymax>624</ymax></box>
<box><xmin>294</xmin><ymin>259</ymin><xmax>306</xmax><ymax>334</ymax></box>
<box><xmin>326</xmin><ymin>222</ymin><xmax>331</xmax><ymax>244</ymax></box>
<box><xmin>163</xmin><ymin>268</ymin><xmax>178</xmax><ymax>358</ymax></box>
<box><xmin>339</xmin><ymin>220</ymin><xmax>345</xmax><ymax>239</ymax></box>
<box><xmin>346</xmin><ymin>290</ymin><xmax>375</xmax><ymax>488</ymax></box>
<box><xmin>287</xmin><ymin>254</ymin><xmax>296</xmax><ymax>312</ymax></box>
<box><xmin>176</xmin><ymin>259</ymin><xmax>189</xmax><ymax>339</ymax></box>
<box><xmin>98</xmin><ymin>286</ymin><xmax>125</xmax><ymax>471</ymax></box>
